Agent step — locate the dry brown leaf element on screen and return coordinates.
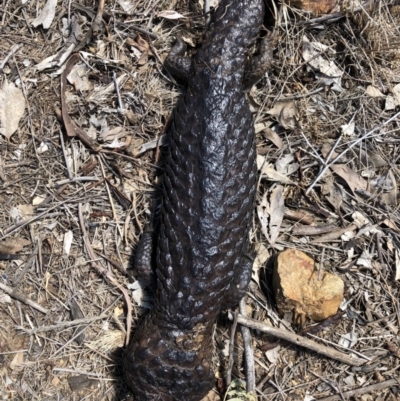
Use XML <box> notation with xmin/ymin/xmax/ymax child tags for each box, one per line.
<box><xmin>17</xmin><ymin>204</ymin><xmax>34</xmax><ymax>219</ymax></box>
<box><xmin>284</xmin><ymin>208</ymin><xmax>315</xmax><ymax>225</ymax></box>
<box><xmin>292</xmin><ymin>224</ymin><xmax>337</xmax><ymax>236</ymax></box>
<box><xmin>385</xmin><ymin>95</ymin><xmax>397</xmax><ymax>111</ymax></box>
<box><xmin>359</xmin><ymin>147</ymin><xmax>388</xmax><ymax>169</ymax></box>
<box><xmin>118</xmin><ymin>0</ymin><xmax>135</xmax><ymax>12</ymax></box>
<box><xmin>302</xmin><ymin>35</ymin><xmax>343</xmax><ymax>91</ymax></box>
<box><xmin>0</xmin><ymin>238</ymin><xmax>30</xmax><ymax>254</ymax></box>
<box><xmin>393</xmin><ymin>83</ymin><xmax>400</xmax><ymax>104</ymax></box>
<box><xmin>131</xmin><ymin>134</ymin><xmax>168</xmax><ymax>156</ymax></box>
<box><xmin>330</xmin><ymin>164</ymin><xmax>368</xmax><ymax>194</ymax></box>
<box><xmin>32</xmin><ymin>196</ymin><xmax>46</xmax><ymax>206</ymax></box>
<box><xmin>321</xmin><ymin>175</ymin><xmax>343</xmax><ymax>212</ymax></box>
<box><xmin>366</xmin><ymin>85</ymin><xmax>384</xmax><ymax>98</ymax></box>
<box><xmin>31</xmin><ymin>0</ymin><xmax>57</xmax><ymax>29</ymax></box>
<box><xmin>100</xmin><ymin>127</ymin><xmax>126</xmax><ymax>141</ymax></box>
<box><xmin>0</xmin><ymin>80</ymin><xmax>26</xmax><ymax>140</ymax></box>
<box><xmin>9</xmin><ymin>351</ymin><xmax>24</xmax><ymax>371</ymax></box>
<box><xmin>67</xmin><ymin>63</ymin><xmax>91</xmax><ymax>92</ymax></box>
<box><xmin>385</xmin><ymin>83</ymin><xmax>400</xmax><ymax>110</ymax></box>
<box><xmin>260</xmin><ymin>162</ymin><xmax>292</xmax><ymax>184</ymax></box>
<box><xmin>257</xmin><ymin>185</ymin><xmax>285</xmax><ymax>246</ymax></box>
<box><xmin>371</xmin><ymin>170</ymin><xmax>397</xmax><ymax>205</ymax></box>
<box><xmin>0</xmin><ymin>293</ymin><xmax>11</xmax><ymax>303</ymax></box>
<box><xmin>130</xmin><ymin>34</ymin><xmax>153</xmax><ymax>55</ymax></box>
<box><xmin>321</xmin><ymin>143</ymin><xmax>340</xmax><ymax>161</ymax></box>
<box><xmin>266</xmin><ymin>100</ymin><xmax>298</xmax><ymax>130</ymax></box>
<box><xmin>395</xmin><ymin>250</ymin><xmax>400</xmax><ymax>281</ymax></box>
<box><xmin>61</xmin><ymin>55</ymin><xmax>100</xmax><ymax>150</ymax></box>
<box><xmin>310</xmin><ymin>223</ymin><xmax>358</xmax><ymax>243</ymax></box>
<box><xmin>275</xmin><ymin>154</ymin><xmax>299</xmax><ymax>176</ymax></box>
<box><xmin>252</xmin><ymin>243</ymin><xmax>269</xmax><ymax>286</ymax></box>
<box><xmin>157</xmin><ymin>10</ymin><xmax>186</xmax><ymax>19</ymax></box>
<box><xmin>381</xmin><ymin>219</ymin><xmax>400</xmax><ymax>232</ymax></box>
<box><xmin>262</xmin><ymin>127</ymin><xmax>284</xmax><ymax>148</ymax></box>
<box><xmin>341</xmin><ymin>122</ymin><xmax>355</xmax><ymax>137</ymax></box>
<box><xmin>63</xmin><ymin>230</ymin><xmax>73</xmax><ymax>255</ymax></box>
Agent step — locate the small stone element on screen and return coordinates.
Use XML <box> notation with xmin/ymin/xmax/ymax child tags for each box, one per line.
<box><xmin>273</xmin><ymin>249</ymin><xmax>344</xmax><ymax>324</ymax></box>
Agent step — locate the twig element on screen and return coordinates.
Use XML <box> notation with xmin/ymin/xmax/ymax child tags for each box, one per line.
<box><xmin>52</xmin><ymin>367</ymin><xmax>107</xmax><ymax>377</ymax></box>
<box><xmin>318</xmin><ymin>247</ymin><xmax>325</xmax><ymax>281</ymax></box>
<box><xmin>55</xmin><ymin>177</ymin><xmax>100</xmax><ymax>186</ymax></box>
<box><xmin>97</xmin><ymin>155</ymin><xmax>124</xmax><ymax>238</ymax></box>
<box><xmin>232</xmin><ymin>314</ymin><xmax>367</xmax><ymax>366</ymax></box>
<box><xmin>376</xmin><ymin>232</ymin><xmax>386</xmax><ymax>271</ymax></box>
<box><xmin>204</xmin><ymin>0</ymin><xmax>210</xmax><ymax>25</ymax></box>
<box><xmin>77</xmin><ymin>203</ymin><xmax>132</xmax><ymax>346</ymax></box>
<box><xmin>306</xmin><ymin>111</ymin><xmax>400</xmax><ymax>194</ymax></box>
<box><xmin>226</xmin><ymin>309</ymin><xmax>239</xmax><ymax>386</ymax></box>
<box><xmin>0</xmin><ymin>43</ymin><xmax>22</xmax><ymax>71</ymax></box>
<box><xmin>113</xmin><ymin>71</ymin><xmax>124</xmax><ymax>112</ymax></box>
<box><xmin>239</xmin><ymin>298</ymin><xmax>256</xmax><ymax>395</ymax></box>
<box><xmin>300</xmin><ymin>131</ymin><xmax>325</xmax><ymax>164</ymax></box>
<box><xmin>59</xmin><ymin>130</ymin><xmax>73</xmax><ymax>180</ymax></box>
<box><xmin>317</xmin><ymin>378</ymin><xmax>400</xmax><ymax>401</ymax></box>
<box><xmin>92</xmin><ymin>0</ymin><xmax>105</xmax><ymax>36</ymax></box>
<box><xmin>21</xmin><ymin>314</ymin><xmax>108</xmax><ymax>334</ymax></box>
<box><xmin>0</xmin><ymin>282</ymin><xmax>48</xmax><ymax>314</ymax></box>
<box><xmin>21</xmin><ymin>8</ymin><xmax>34</xmax><ymax>36</ymax></box>
<box><xmin>25</xmin><ymin>313</ymin><xmax>42</xmax><ymax>346</ymax></box>
<box><xmin>121</xmin><ymin>23</ymin><xmax>158</xmax><ymax>39</ymax></box>
<box><xmin>0</xmin><ymin>349</ymin><xmax>28</xmax><ymax>355</ymax></box>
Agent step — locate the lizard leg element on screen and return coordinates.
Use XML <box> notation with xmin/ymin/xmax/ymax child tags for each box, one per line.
<box><xmin>223</xmin><ymin>253</ymin><xmax>254</xmax><ymax>310</ymax></box>
<box><xmin>134</xmin><ymin>228</ymin><xmax>157</xmax><ymax>290</ymax></box>
<box><xmin>164</xmin><ymin>39</ymin><xmax>192</xmax><ymax>81</ymax></box>
<box><xmin>243</xmin><ymin>33</ymin><xmax>273</xmax><ymax>90</ymax></box>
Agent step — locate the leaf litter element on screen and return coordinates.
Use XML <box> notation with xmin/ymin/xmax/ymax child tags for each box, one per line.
<box><xmin>0</xmin><ymin>0</ymin><xmax>400</xmax><ymax>400</ymax></box>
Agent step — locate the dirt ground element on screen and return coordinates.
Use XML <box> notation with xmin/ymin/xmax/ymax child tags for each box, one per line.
<box><xmin>0</xmin><ymin>0</ymin><xmax>400</xmax><ymax>400</ymax></box>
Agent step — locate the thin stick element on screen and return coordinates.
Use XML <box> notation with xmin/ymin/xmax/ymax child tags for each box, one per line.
<box><xmin>97</xmin><ymin>155</ymin><xmax>123</xmax><ymax>239</ymax></box>
<box><xmin>0</xmin><ymin>43</ymin><xmax>22</xmax><ymax>71</ymax></box>
<box><xmin>226</xmin><ymin>309</ymin><xmax>239</xmax><ymax>386</ymax></box>
<box><xmin>92</xmin><ymin>0</ymin><xmax>105</xmax><ymax>36</ymax></box>
<box><xmin>59</xmin><ymin>129</ymin><xmax>73</xmax><ymax>180</ymax></box>
<box><xmin>113</xmin><ymin>71</ymin><xmax>124</xmax><ymax>112</ymax></box>
<box><xmin>239</xmin><ymin>298</ymin><xmax>256</xmax><ymax>395</ymax></box>
<box><xmin>0</xmin><ymin>282</ymin><xmax>48</xmax><ymax>314</ymax></box>
<box><xmin>21</xmin><ymin>314</ymin><xmax>108</xmax><ymax>334</ymax></box>
<box><xmin>204</xmin><ymin>0</ymin><xmax>210</xmax><ymax>25</ymax></box>
<box><xmin>56</xmin><ymin>177</ymin><xmax>100</xmax><ymax>185</ymax></box>
<box><xmin>232</xmin><ymin>314</ymin><xmax>366</xmax><ymax>366</ymax></box>
<box><xmin>317</xmin><ymin>378</ymin><xmax>400</xmax><ymax>401</ymax></box>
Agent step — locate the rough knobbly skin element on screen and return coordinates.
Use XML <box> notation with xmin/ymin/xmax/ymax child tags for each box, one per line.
<box><xmin>123</xmin><ymin>0</ymin><xmax>270</xmax><ymax>399</ymax></box>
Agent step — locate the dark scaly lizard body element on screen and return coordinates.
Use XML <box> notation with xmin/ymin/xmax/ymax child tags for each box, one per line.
<box><xmin>123</xmin><ymin>0</ymin><xmax>271</xmax><ymax>399</ymax></box>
